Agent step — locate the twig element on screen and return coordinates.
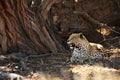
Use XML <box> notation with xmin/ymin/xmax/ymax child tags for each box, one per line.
<box><xmin>99</xmin><ymin>37</ymin><xmax>120</xmax><ymax>43</ymax></box>
<box><xmin>40</xmin><ymin>59</ymin><xmax>44</xmax><ymax>65</ymax></box>
<box><xmin>26</xmin><ymin>53</ymin><xmax>69</xmax><ymax>58</ymax></box>
<box><xmin>20</xmin><ymin>58</ymin><xmax>29</xmax><ymax>71</ymax></box>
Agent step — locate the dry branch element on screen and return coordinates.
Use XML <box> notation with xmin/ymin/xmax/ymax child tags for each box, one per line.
<box><xmin>0</xmin><ymin>72</ymin><xmax>25</xmax><ymax>80</ymax></box>
<box><xmin>74</xmin><ymin>11</ymin><xmax>120</xmax><ymax>35</ymax></box>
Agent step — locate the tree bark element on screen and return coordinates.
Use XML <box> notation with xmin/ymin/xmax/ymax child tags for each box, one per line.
<box><xmin>0</xmin><ymin>0</ymin><xmax>120</xmax><ymax>54</ymax></box>
<box><xmin>0</xmin><ymin>0</ymin><xmax>65</xmax><ymax>54</ymax></box>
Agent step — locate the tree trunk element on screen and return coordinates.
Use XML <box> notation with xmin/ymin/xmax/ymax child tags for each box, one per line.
<box><xmin>0</xmin><ymin>0</ymin><xmax>120</xmax><ymax>54</ymax></box>
<box><xmin>0</xmin><ymin>0</ymin><xmax>65</xmax><ymax>54</ymax></box>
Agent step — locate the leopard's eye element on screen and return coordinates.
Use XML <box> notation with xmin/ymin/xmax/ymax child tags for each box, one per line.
<box><xmin>76</xmin><ymin>46</ymin><xmax>81</xmax><ymax>50</ymax></box>
<box><xmin>71</xmin><ymin>43</ymin><xmax>75</xmax><ymax>46</ymax></box>
<box><xmin>75</xmin><ymin>46</ymin><xmax>79</xmax><ymax>48</ymax></box>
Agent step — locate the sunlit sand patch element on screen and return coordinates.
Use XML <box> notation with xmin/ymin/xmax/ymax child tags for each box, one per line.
<box><xmin>27</xmin><ymin>72</ymin><xmax>62</xmax><ymax>80</ymax></box>
<box><xmin>70</xmin><ymin>65</ymin><xmax>120</xmax><ymax>80</ymax></box>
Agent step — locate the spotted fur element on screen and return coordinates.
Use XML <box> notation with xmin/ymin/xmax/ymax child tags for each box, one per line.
<box><xmin>67</xmin><ymin>33</ymin><xmax>104</xmax><ymax>64</ymax></box>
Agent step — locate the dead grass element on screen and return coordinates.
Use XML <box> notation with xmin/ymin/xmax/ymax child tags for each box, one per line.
<box><xmin>24</xmin><ymin>64</ymin><xmax>120</xmax><ymax>80</ymax></box>
<box><xmin>70</xmin><ymin>65</ymin><xmax>120</xmax><ymax>80</ymax></box>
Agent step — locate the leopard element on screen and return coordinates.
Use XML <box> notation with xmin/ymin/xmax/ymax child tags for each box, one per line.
<box><xmin>67</xmin><ymin>33</ymin><xmax>104</xmax><ymax>65</ymax></box>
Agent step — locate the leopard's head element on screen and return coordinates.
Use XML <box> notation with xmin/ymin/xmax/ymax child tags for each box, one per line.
<box><xmin>67</xmin><ymin>33</ymin><xmax>89</xmax><ymax>50</ymax></box>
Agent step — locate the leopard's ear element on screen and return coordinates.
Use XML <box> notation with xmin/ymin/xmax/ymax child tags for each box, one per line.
<box><xmin>79</xmin><ymin>33</ymin><xmax>84</xmax><ymax>39</ymax></box>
